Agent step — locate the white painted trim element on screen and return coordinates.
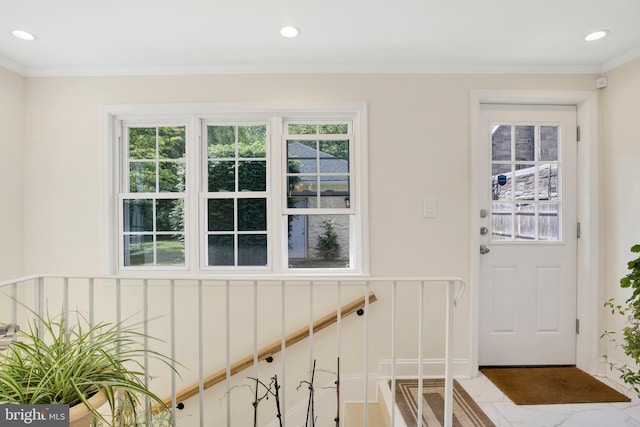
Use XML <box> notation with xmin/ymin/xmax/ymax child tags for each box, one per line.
<box><xmin>601</xmin><ymin>47</ymin><xmax>640</xmax><ymax>73</ymax></box>
<box><xmin>102</xmin><ymin>102</ymin><xmax>369</xmax><ymax>276</ymax></box>
<box><xmin>469</xmin><ymin>90</ymin><xmax>600</xmax><ymax>375</ymax></box>
<box><xmin>599</xmin><ymin>357</ymin><xmax>638</xmax><ymax>397</ymax></box>
<box><xmin>355</xmin><ymin>104</ymin><xmax>370</xmax><ymax>275</ymax></box>
<box><xmin>575</xmin><ymin>96</ymin><xmax>602</xmax><ymax>375</ymax></box>
<box><xmin>263</xmin><ymin>374</ymin><xmax>381</xmax><ymax>427</ymax></box>
<box><xmin>0</xmin><ymin>55</ymin><xmax>26</xmax><ymax>75</ymax></box>
<box><xmin>377</xmin><ymin>380</ymin><xmax>408</xmax><ymax>427</ymax></box>
<box><xmin>103</xmin><ymin>102</ymin><xmax>368</xmax><ymax>119</ymax></box>
<box><xmin>378</xmin><ymin>358</ymin><xmax>474</xmax><ymax>379</ymax></box>
<box><xmin>6</xmin><ymin>46</ymin><xmax>638</xmax><ymax>77</ymax></box>
<box><xmin>18</xmin><ymin>63</ymin><xmax>607</xmax><ymax>78</ymax></box>
<box><xmin>263</xmin><ymin>363</ymin><xmax>470</xmax><ymax>427</ymax></box>
<box><xmin>600</xmin><ymin>356</ymin><xmax>616</xmax><ymax>381</ymax></box>
<box><xmin>100</xmin><ymin>111</ymin><xmax>117</xmax><ymax>275</ymax></box>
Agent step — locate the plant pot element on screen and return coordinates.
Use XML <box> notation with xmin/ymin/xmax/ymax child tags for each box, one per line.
<box><xmin>69</xmin><ymin>390</ymin><xmax>107</xmax><ymax>427</ymax></box>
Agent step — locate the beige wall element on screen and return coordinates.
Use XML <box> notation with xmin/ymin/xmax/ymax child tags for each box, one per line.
<box><xmin>0</xmin><ymin>62</ymin><xmax>638</xmax><ymax>421</ymax></box>
<box><xmin>0</xmin><ymin>67</ymin><xmax>25</xmax><ymax>280</ymax></box>
<box><xmin>16</xmin><ymin>73</ymin><xmax>595</xmax><ymax>384</ymax></box>
<box><xmin>22</xmin><ymin>73</ymin><xmax>596</xmax><ymax>277</ymax></box>
<box><xmin>602</xmin><ymin>58</ymin><xmax>640</xmax><ymax>368</ymax></box>
<box><xmin>13</xmin><ymin>67</ymin><xmax>640</xmax><ymax>419</ymax></box>
<box><xmin>13</xmin><ymin>72</ymin><xmax>611</xmax><ymax>390</ymax></box>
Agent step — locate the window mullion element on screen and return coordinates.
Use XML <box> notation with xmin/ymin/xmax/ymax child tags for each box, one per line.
<box><xmin>315</xmin><ymin>141</ymin><xmax>321</xmax><ymax>208</ymax></box>
<box><xmin>234</xmin><ymin>198</ymin><xmax>239</xmax><ymax>267</ymax></box>
<box><xmin>152</xmin><ymin>197</ymin><xmax>157</xmax><ymax>265</ymax></box>
<box><xmin>534</xmin><ymin>124</ymin><xmax>540</xmax><ymax>241</ymax></box>
<box><xmin>270</xmin><ymin>116</ymin><xmax>285</xmax><ymax>272</ymax></box>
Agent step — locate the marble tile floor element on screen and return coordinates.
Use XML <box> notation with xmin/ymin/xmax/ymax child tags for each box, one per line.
<box><xmin>457</xmin><ymin>373</ymin><xmax>640</xmax><ymax>427</ymax></box>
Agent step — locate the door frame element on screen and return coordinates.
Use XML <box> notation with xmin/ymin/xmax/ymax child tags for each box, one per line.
<box><xmin>469</xmin><ymin>90</ymin><xmax>601</xmax><ymax>375</ymax></box>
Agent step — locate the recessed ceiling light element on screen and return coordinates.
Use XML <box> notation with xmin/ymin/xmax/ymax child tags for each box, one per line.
<box><xmin>585</xmin><ymin>30</ymin><xmax>609</xmax><ymax>41</ymax></box>
<box><xmin>280</xmin><ymin>26</ymin><xmax>300</xmax><ymax>38</ymax></box>
<box><xmin>11</xmin><ymin>29</ymin><xmax>36</xmax><ymax>41</ymax></box>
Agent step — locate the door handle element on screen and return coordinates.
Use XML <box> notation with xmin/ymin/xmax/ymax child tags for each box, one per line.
<box><xmin>480</xmin><ymin>244</ymin><xmax>490</xmax><ymax>255</ymax></box>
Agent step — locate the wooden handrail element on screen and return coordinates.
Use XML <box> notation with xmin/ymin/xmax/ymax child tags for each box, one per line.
<box><xmin>159</xmin><ymin>291</ymin><xmax>377</xmax><ymax>409</ymax></box>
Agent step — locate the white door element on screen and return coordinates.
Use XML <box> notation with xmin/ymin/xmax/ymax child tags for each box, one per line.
<box><xmin>478</xmin><ymin>105</ymin><xmax>577</xmax><ymax>366</ymax></box>
<box><xmin>288</xmin><ymin>200</ymin><xmax>307</xmax><ymax>259</ymax></box>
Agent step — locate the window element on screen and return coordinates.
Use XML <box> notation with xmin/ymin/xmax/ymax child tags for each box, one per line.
<box><xmin>111</xmin><ymin>104</ymin><xmax>367</xmax><ymax>275</ymax></box>
<box><xmin>204</xmin><ymin>124</ymin><xmax>268</xmax><ymax>267</ymax></box>
<box><xmin>121</xmin><ymin>125</ymin><xmax>187</xmax><ymax>267</ymax></box>
<box><xmin>490</xmin><ymin>122</ymin><xmax>562</xmax><ymax>241</ymax></box>
<box><xmin>285</xmin><ymin>122</ymin><xmax>352</xmax><ymax>269</ymax></box>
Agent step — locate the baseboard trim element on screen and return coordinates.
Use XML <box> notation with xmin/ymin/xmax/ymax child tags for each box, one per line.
<box><xmin>264</xmin><ymin>374</ymin><xmax>381</xmax><ymax>427</ymax></box>
<box><xmin>599</xmin><ymin>356</ymin><xmax>633</xmax><ymax>388</ymax></box>
<box><xmin>263</xmin><ymin>359</ymin><xmax>473</xmax><ymax>427</ymax></box>
<box><xmin>378</xmin><ymin>358</ymin><xmax>474</xmax><ymax>379</ymax></box>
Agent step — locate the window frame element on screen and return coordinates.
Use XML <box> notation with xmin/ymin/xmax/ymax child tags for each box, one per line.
<box><xmin>106</xmin><ymin>103</ymin><xmax>369</xmax><ymax>276</ymax></box>
<box><xmin>282</xmin><ymin>119</ymin><xmax>357</xmax><ymax>272</ymax></box>
<box><xmin>199</xmin><ymin>119</ymin><xmax>272</xmax><ymax>272</ymax></box>
<box><xmin>117</xmin><ymin>120</ymin><xmax>192</xmax><ymax>272</ymax></box>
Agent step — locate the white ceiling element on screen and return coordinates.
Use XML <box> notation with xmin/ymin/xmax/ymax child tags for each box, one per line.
<box><xmin>1</xmin><ymin>0</ymin><xmax>639</xmax><ymax>77</ymax></box>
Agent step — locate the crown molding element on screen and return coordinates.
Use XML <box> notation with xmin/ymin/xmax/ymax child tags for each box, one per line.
<box><xmin>3</xmin><ymin>52</ymin><xmax>638</xmax><ymax>78</ymax></box>
<box><xmin>0</xmin><ymin>55</ymin><xmax>26</xmax><ymax>76</ymax></box>
<box><xmin>600</xmin><ymin>47</ymin><xmax>640</xmax><ymax>73</ymax></box>
<box><xmin>18</xmin><ymin>62</ymin><xmax>604</xmax><ymax>77</ymax></box>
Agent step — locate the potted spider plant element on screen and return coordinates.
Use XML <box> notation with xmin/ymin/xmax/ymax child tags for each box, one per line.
<box><xmin>0</xmin><ymin>307</ymin><xmax>177</xmax><ymax>426</ymax></box>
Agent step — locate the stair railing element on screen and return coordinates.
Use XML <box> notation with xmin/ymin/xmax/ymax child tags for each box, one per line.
<box><xmin>0</xmin><ymin>275</ymin><xmax>465</xmax><ymax>427</ymax></box>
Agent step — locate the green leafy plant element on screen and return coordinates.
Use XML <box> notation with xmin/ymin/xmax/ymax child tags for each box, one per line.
<box><xmin>316</xmin><ymin>217</ymin><xmax>341</xmax><ymax>261</ymax></box>
<box><xmin>0</xmin><ymin>306</ymin><xmax>177</xmax><ymax>425</ymax></box>
<box><xmin>92</xmin><ymin>391</ymin><xmax>174</xmax><ymax>427</ymax></box>
<box><xmin>603</xmin><ymin>244</ymin><xmax>640</xmax><ymax>395</ymax></box>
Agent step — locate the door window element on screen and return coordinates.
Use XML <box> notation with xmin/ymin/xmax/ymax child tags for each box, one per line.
<box><xmin>491</xmin><ymin>123</ymin><xmax>561</xmax><ymax>241</ymax></box>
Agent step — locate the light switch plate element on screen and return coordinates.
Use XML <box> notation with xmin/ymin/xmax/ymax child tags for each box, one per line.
<box><xmin>424</xmin><ymin>198</ymin><xmax>437</xmax><ymax>218</ymax></box>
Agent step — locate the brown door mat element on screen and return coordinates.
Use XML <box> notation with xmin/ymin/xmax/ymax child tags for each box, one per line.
<box><xmin>480</xmin><ymin>366</ymin><xmax>631</xmax><ymax>405</ymax></box>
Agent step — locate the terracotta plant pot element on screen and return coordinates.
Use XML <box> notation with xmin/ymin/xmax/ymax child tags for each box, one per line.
<box><xmin>69</xmin><ymin>390</ymin><xmax>107</xmax><ymax>427</ymax></box>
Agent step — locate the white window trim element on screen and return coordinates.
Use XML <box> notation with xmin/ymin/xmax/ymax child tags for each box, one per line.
<box><xmin>103</xmin><ymin>102</ymin><xmax>369</xmax><ymax>277</ymax></box>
